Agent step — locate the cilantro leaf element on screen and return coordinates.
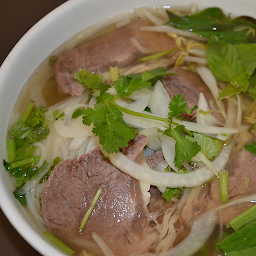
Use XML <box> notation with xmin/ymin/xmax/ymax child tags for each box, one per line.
<box><xmin>114</xmin><ymin>67</ymin><xmax>175</xmax><ymax>98</ymax></box>
<box><xmin>73</xmin><ymin>69</ymin><xmax>103</xmax><ymax>89</ymax></box>
<box><xmin>114</xmin><ymin>76</ymin><xmax>151</xmax><ymax>98</ymax></box>
<box><xmin>83</xmin><ymin>102</ymin><xmax>136</xmax><ymax>153</ymax></box>
<box><xmin>166</xmin><ymin>7</ymin><xmax>256</xmax><ymax>44</ymax></box>
<box><xmin>168</xmin><ymin>94</ymin><xmax>198</xmax><ymax>121</ymax></box>
<box><xmin>164</xmin><ymin>126</ymin><xmax>201</xmax><ymax>168</ymax></box>
<box><xmin>186</xmin><ymin>133</ymin><xmax>222</xmax><ymax>160</ymax></box>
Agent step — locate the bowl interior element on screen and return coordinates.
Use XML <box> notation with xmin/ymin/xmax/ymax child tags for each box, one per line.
<box><xmin>0</xmin><ymin>0</ymin><xmax>256</xmax><ymax>255</ymax></box>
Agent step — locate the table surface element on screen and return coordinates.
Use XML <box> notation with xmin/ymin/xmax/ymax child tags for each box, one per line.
<box><xmin>0</xmin><ymin>1</ymin><xmax>67</xmax><ymax>255</ymax></box>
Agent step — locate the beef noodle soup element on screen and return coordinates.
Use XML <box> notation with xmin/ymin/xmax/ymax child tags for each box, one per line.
<box><xmin>4</xmin><ymin>4</ymin><xmax>256</xmax><ymax>256</ymax></box>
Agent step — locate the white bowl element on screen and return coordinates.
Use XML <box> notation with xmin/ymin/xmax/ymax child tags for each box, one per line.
<box><xmin>0</xmin><ymin>0</ymin><xmax>256</xmax><ymax>255</ymax></box>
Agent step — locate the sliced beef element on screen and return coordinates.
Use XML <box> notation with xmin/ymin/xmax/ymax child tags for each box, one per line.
<box><xmin>163</xmin><ymin>67</ymin><xmax>224</xmax><ymax>122</ymax></box>
<box><xmin>41</xmin><ymin>135</ymin><xmax>175</xmax><ymax>256</ymax></box>
<box><xmin>145</xmin><ymin>151</ymin><xmax>165</xmax><ymax>169</ymax></box>
<box><xmin>54</xmin><ymin>19</ymin><xmax>177</xmax><ymax>96</ymax></box>
<box><xmin>206</xmin><ymin>148</ymin><xmax>256</xmax><ymax>225</ymax></box>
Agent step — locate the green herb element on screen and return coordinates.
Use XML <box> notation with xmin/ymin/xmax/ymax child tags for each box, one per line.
<box><xmin>76</xmin><ymin>67</ymin><xmax>174</xmax><ymax>154</ymax></box>
<box><xmin>166</xmin><ymin>7</ymin><xmax>256</xmax><ymax>44</ymax></box>
<box><xmin>4</xmin><ymin>103</ymin><xmax>51</xmax><ymax>205</ymax></box>
<box><xmin>75</xmin><ymin>68</ymin><xmax>202</xmax><ymax>168</ymax></box>
<box><xmin>206</xmin><ymin>36</ymin><xmax>256</xmax><ymax>99</ymax></box>
<box><xmin>245</xmin><ymin>141</ymin><xmax>256</xmax><ymax>155</ymax></box>
<box><xmin>44</xmin><ymin>231</ymin><xmax>74</xmax><ymax>255</ymax></box>
<box><xmin>140</xmin><ymin>48</ymin><xmax>174</xmax><ymax>62</ymax></box>
<box><xmin>74</xmin><ymin>69</ymin><xmax>104</xmax><ymax>90</ymax></box>
<box><xmin>219</xmin><ymin>170</ymin><xmax>229</xmax><ymax>203</ymax></box>
<box><xmin>49</xmin><ymin>56</ymin><xmax>57</xmax><ymax>66</ymax></box>
<box><xmin>39</xmin><ymin>157</ymin><xmax>62</xmax><ymax>184</ymax></box>
<box><xmin>217</xmin><ymin>220</ymin><xmax>256</xmax><ymax>253</ymax></box>
<box><xmin>186</xmin><ymin>133</ymin><xmax>222</xmax><ymax>160</ymax></box>
<box><xmin>227</xmin><ymin>204</ymin><xmax>256</xmax><ymax>231</ymax></box>
<box><xmin>163</xmin><ymin>187</ymin><xmax>181</xmax><ymax>202</ymax></box>
<box><xmin>79</xmin><ymin>187</ymin><xmax>103</xmax><ymax>233</ymax></box>
<box><xmin>164</xmin><ymin>126</ymin><xmax>200</xmax><ymax>168</ymax></box>
<box><xmin>109</xmin><ymin>66</ymin><xmax>119</xmax><ymax>83</ymax></box>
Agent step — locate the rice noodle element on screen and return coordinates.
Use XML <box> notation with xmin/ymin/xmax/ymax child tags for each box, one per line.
<box><xmin>91</xmin><ymin>232</ymin><xmax>116</xmax><ymax>256</ymax></box>
<box><xmin>55</xmin><ymin>117</ymin><xmax>93</xmax><ymax>138</ymax></box>
<box><xmin>33</xmin><ymin>142</ymin><xmax>46</xmax><ymax>168</ymax></box>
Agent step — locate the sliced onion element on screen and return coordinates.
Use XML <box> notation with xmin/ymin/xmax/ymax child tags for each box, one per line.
<box><xmin>196</xmin><ymin>66</ymin><xmax>226</xmax><ymax>119</ymax></box>
<box><xmin>126</xmin><ymin>88</ymin><xmax>152</xmax><ymax>112</ymax></box>
<box><xmin>123</xmin><ymin>112</ymin><xmax>167</xmax><ymax>130</ymax></box>
<box><xmin>139</xmin><ymin>127</ymin><xmax>162</xmax><ymax>151</ymax></box>
<box><xmin>148</xmin><ymin>80</ymin><xmax>170</xmax><ymax>117</ymax></box>
<box><xmin>161</xmin><ymin>136</ymin><xmax>178</xmax><ymax>172</ymax></box>
<box><xmin>104</xmin><ymin>143</ymin><xmax>231</xmax><ymax>188</ymax></box>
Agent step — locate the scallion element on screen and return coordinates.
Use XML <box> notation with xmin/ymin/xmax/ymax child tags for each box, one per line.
<box><xmin>79</xmin><ymin>187</ymin><xmax>103</xmax><ymax>233</ymax></box>
<box><xmin>140</xmin><ymin>48</ymin><xmax>174</xmax><ymax>62</ymax></box>
<box><xmin>219</xmin><ymin>170</ymin><xmax>229</xmax><ymax>203</ymax></box>
<box><xmin>44</xmin><ymin>231</ymin><xmax>74</xmax><ymax>255</ymax></box>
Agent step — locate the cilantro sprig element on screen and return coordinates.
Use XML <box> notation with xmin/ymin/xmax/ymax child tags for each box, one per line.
<box><xmin>74</xmin><ymin>68</ymin><xmax>207</xmax><ymax>168</ymax></box>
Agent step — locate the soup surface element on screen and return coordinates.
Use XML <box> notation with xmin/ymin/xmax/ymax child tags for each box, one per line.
<box><xmin>5</xmin><ymin>4</ymin><xmax>256</xmax><ymax>256</ymax></box>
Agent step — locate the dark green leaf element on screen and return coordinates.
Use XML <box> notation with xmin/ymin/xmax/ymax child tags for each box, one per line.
<box><xmin>186</xmin><ymin>133</ymin><xmax>222</xmax><ymax>160</ymax></box>
<box><xmin>217</xmin><ymin>220</ymin><xmax>256</xmax><ymax>253</ymax></box>
<box><xmin>206</xmin><ymin>36</ymin><xmax>242</xmax><ymax>82</ymax></box>
<box><xmin>165</xmin><ymin>126</ymin><xmax>201</xmax><ymax>168</ymax></box>
<box><xmin>245</xmin><ymin>142</ymin><xmax>256</xmax><ymax>155</ymax></box>
<box><xmin>82</xmin><ymin>103</ymin><xmax>136</xmax><ymax>153</ymax></box>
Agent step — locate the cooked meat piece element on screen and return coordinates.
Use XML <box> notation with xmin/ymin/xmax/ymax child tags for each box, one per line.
<box><xmin>55</xmin><ymin>19</ymin><xmax>177</xmax><ymax>96</ymax></box>
<box><xmin>41</xmin><ymin>135</ymin><xmax>175</xmax><ymax>256</ymax></box>
<box><xmin>145</xmin><ymin>151</ymin><xmax>165</xmax><ymax>169</ymax></box>
<box><xmin>206</xmin><ymin>148</ymin><xmax>256</xmax><ymax>225</ymax></box>
<box><xmin>163</xmin><ymin>67</ymin><xmax>224</xmax><ymax>122</ymax></box>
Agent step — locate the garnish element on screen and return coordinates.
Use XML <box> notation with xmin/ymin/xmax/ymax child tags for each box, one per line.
<box><xmin>245</xmin><ymin>141</ymin><xmax>256</xmax><ymax>155</ymax></box>
<box><xmin>44</xmin><ymin>231</ymin><xmax>74</xmax><ymax>255</ymax></box>
<box><xmin>79</xmin><ymin>187</ymin><xmax>103</xmax><ymax>233</ymax></box>
<box><xmin>4</xmin><ymin>103</ymin><xmax>54</xmax><ymax>205</ymax></box>
<box><xmin>166</xmin><ymin>7</ymin><xmax>256</xmax><ymax>44</ymax></box>
<box><xmin>75</xmin><ymin>67</ymin><xmax>176</xmax><ymax>154</ymax></box>
<box><xmin>74</xmin><ymin>68</ymin><xmax>207</xmax><ymax>168</ymax></box>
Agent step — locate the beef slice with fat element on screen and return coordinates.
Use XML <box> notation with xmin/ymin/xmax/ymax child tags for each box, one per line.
<box><xmin>54</xmin><ymin>19</ymin><xmax>177</xmax><ymax>96</ymax></box>
<box><xmin>41</xmin><ymin>135</ymin><xmax>171</xmax><ymax>255</ymax></box>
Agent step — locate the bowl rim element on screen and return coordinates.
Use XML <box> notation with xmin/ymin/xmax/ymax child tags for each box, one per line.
<box><xmin>1</xmin><ymin>0</ymin><xmax>256</xmax><ymax>255</ymax></box>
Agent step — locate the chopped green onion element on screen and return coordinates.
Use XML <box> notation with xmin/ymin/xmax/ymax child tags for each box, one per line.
<box><xmin>19</xmin><ymin>103</ymin><xmax>34</xmax><ymax>124</ymax></box>
<box><xmin>109</xmin><ymin>66</ymin><xmax>119</xmax><ymax>83</ymax></box>
<box><xmin>228</xmin><ymin>204</ymin><xmax>256</xmax><ymax>231</ymax></box>
<box><xmin>79</xmin><ymin>187</ymin><xmax>103</xmax><ymax>233</ymax></box>
<box><xmin>7</xmin><ymin>139</ymin><xmax>16</xmax><ymax>163</ymax></box>
<box><xmin>219</xmin><ymin>170</ymin><xmax>229</xmax><ymax>203</ymax></box>
<box><xmin>10</xmin><ymin>156</ymin><xmax>40</xmax><ymax>169</ymax></box>
<box><xmin>139</xmin><ymin>48</ymin><xmax>174</xmax><ymax>62</ymax></box>
<box><xmin>44</xmin><ymin>231</ymin><xmax>74</xmax><ymax>255</ymax></box>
